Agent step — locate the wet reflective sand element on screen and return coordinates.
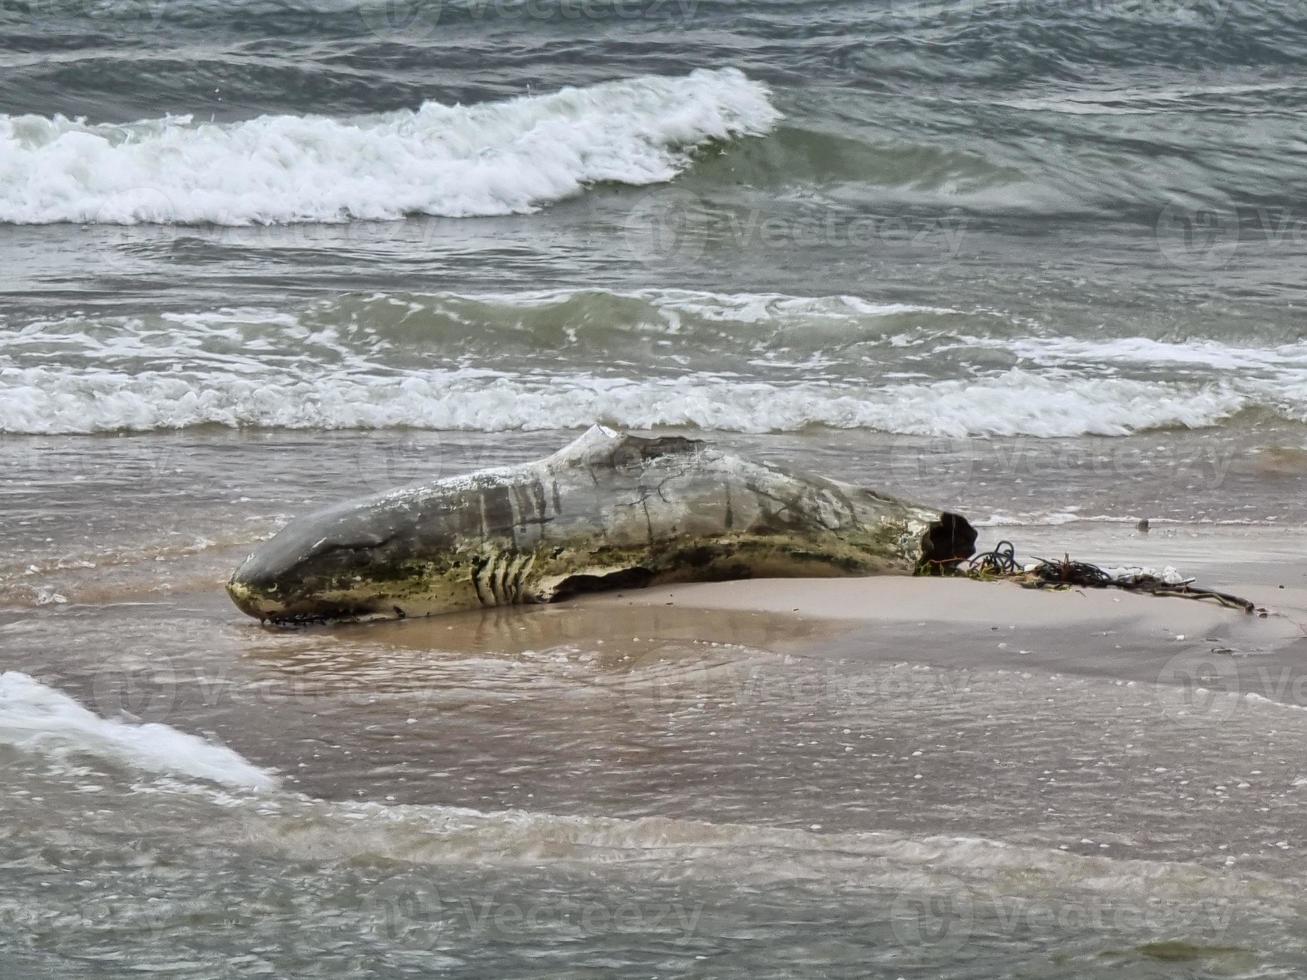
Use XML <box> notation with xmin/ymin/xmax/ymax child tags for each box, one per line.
<box><xmin>3</xmin><ymin>431</ymin><xmax>1307</xmax><ymax>977</ymax></box>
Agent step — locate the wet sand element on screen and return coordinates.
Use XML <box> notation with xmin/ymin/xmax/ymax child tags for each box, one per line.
<box><xmin>4</xmin><ymin>435</ymin><xmax>1307</xmax><ymax>978</ymax></box>
<box><xmin>6</xmin><ymin>526</ymin><xmax>1307</xmax><ymax>976</ymax></box>
<box><xmin>585</xmin><ymin>575</ymin><xmax>1307</xmax><ymax>693</ymax></box>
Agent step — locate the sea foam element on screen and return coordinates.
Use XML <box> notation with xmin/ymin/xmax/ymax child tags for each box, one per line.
<box><xmin>0</xmin><ymin>287</ymin><xmax>1286</xmax><ymax>436</ymax></box>
<box><xmin>0</xmin><ymin>671</ymin><xmax>278</xmax><ymax>791</ymax></box>
<box><xmin>0</xmin><ymin>69</ymin><xmax>778</xmax><ymax>225</ymax></box>
<box><xmin>0</xmin><ymin>362</ymin><xmax>1250</xmax><ymax>436</ymax></box>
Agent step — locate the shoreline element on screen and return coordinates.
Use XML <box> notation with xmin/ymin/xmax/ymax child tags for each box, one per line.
<box><xmin>581</xmin><ymin>575</ymin><xmax>1307</xmax><ymax>699</ymax></box>
<box><xmin>4</xmin><ymin>517</ymin><xmax>1304</xmax><ymax>718</ymax></box>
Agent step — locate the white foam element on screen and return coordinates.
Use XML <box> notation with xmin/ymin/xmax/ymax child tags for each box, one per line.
<box><xmin>1001</xmin><ymin>81</ymin><xmax>1302</xmax><ymax>116</ymax></box>
<box><xmin>977</xmin><ymin>511</ymin><xmax>1097</xmax><ymax>527</ymax></box>
<box><xmin>3</xmin><ymin>288</ymin><xmax>1299</xmax><ymax>436</ymax></box>
<box><xmin>0</xmin><ymin>363</ymin><xmax>1252</xmax><ymax>436</ymax></box>
<box><xmin>627</xmin><ymin>290</ymin><xmax>952</xmax><ymax>323</ymax></box>
<box><xmin>1244</xmin><ymin>692</ymin><xmax>1307</xmax><ymax>714</ymax></box>
<box><xmin>0</xmin><ymin>69</ymin><xmax>778</xmax><ymax>224</ymax></box>
<box><xmin>992</xmin><ymin>334</ymin><xmax>1307</xmax><ymax>372</ymax></box>
<box><xmin>0</xmin><ymin>672</ymin><xmax>278</xmax><ymax>791</ymax></box>
<box><xmin>246</xmin><ymin>795</ymin><xmax>1276</xmax><ymax>903</ymax></box>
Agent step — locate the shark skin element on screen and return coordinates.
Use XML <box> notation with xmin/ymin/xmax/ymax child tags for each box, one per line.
<box><xmin>226</xmin><ymin>425</ymin><xmax>975</xmax><ymax>624</ymax></box>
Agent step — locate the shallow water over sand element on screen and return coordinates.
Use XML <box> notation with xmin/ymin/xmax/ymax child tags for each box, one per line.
<box><xmin>6</xmin><ymin>587</ymin><xmax>1307</xmax><ymax>977</ymax></box>
<box><xmin>2</xmin><ymin>428</ymin><xmax>1307</xmax><ymax>976</ymax></box>
<box><xmin>7</xmin><ymin>0</ymin><xmax>1307</xmax><ymax>966</ymax></box>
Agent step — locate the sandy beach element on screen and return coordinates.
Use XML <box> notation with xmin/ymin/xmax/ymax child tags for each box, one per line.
<box><xmin>589</xmin><ymin>574</ymin><xmax>1307</xmax><ymax>682</ymax></box>
<box><xmin>4</xmin><ymin>440</ymin><xmax>1307</xmax><ymax>975</ymax></box>
<box><xmin>7</xmin><ymin>0</ymin><xmax>1307</xmax><ymax>967</ymax></box>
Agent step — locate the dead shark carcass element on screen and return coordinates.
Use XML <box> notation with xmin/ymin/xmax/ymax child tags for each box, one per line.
<box><xmin>227</xmin><ymin>425</ymin><xmax>975</xmax><ymax>623</ymax></box>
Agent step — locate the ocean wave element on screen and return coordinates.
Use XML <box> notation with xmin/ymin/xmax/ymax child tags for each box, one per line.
<box><xmin>12</xmin><ymin>290</ymin><xmax>1305</xmax><ymax>371</ymax></box>
<box><xmin>4</xmin><ymin>288</ymin><xmax>1302</xmax><ymax>436</ymax></box>
<box><xmin>0</xmin><ymin>671</ymin><xmax>278</xmax><ymax>791</ymax></box>
<box><xmin>0</xmin><ymin>69</ymin><xmax>778</xmax><ymax>225</ymax></box>
<box><xmin>974</xmin><ymin>334</ymin><xmax>1307</xmax><ymax>372</ymax></box>
<box><xmin>252</xmin><ymin>793</ymin><xmax>1280</xmax><ymax>904</ymax></box>
<box><xmin>689</xmin><ymin>125</ymin><xmax>1042</xmax><ymax>201</ymax></box>
<box><xmin>0</xmin><ymin>363</ymin><xmax>1254</xmax><ymax>437</ymax></box>
<box><xmin>0</xmin><ymin>289</ymin><xmax>979</xmax><ymax>374</ymax></box>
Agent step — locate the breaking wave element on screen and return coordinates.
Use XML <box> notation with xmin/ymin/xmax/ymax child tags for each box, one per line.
<box><xmin>0</xmin><ymin>672</ymin><xmax>278</xmax><ymax>791</ymax></box>
<box><xmin>0</xmin><ymin>69</ymin><xmax>778</xmax><ymax>225</ymax></box>
<box><xmin>0</xmin><ymin>363</ymin><xmax>1255</xmax><ymax>437</ymax></box>
<box><xmin>3</xmin><ymin>288</ymin><xmax>1301</xmax><ymax>436</ymax></box>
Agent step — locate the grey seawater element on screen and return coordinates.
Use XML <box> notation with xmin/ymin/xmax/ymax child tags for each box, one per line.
<box><xmin>5</xmin><ymin>0</ymin><xmax>1307</xmax><ymax>973</ymax></box>
<box><xmin>6</xmin><ymin>600</ymin><xmax>1307</xmax><ymax>978</ymax></box>
<box><xmin>4</xmin><ymin>432</ymin><xmax>1307</xmax><ymax>977</ymax></box>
